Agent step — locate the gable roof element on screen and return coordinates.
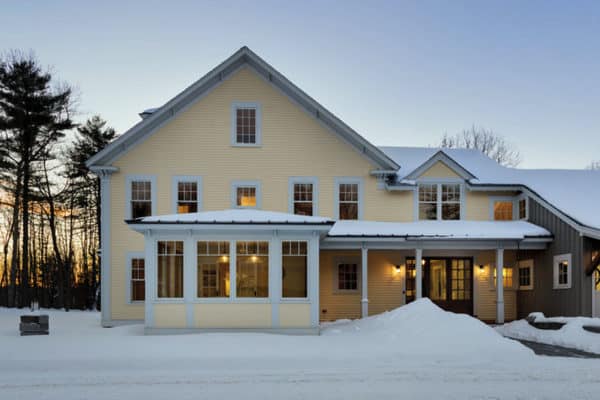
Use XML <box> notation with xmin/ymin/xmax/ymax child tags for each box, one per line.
<box><xmin>381</xmin><ymin>146</ymin><xmax>600</xmax><ymax>235</ymax></box>
<box><xmin>402</xmin><ymin>150</ymin><xmax>476</xmax><ymax>181</ymax></box>
<box><xmin>86</xmin><ymin>46</ymin><xmax>400</xmax><ymax>171</ymax></box>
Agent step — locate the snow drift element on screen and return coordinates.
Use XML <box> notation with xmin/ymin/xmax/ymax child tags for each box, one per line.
<box><xmin>323</xmin><ymin>298</ymin><xmax>531</xmax><ymax>358</ymax></box>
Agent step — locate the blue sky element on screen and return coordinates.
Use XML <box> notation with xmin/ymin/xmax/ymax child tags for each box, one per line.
<box><xmin>2</xmin><ymin>0</ymin><xmax>599</xmax><ymax>168</ymax></box>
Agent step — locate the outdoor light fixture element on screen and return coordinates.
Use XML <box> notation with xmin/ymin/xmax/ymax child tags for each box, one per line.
<box><xmin>479</xmin><ymin>264</ymin><xmax>484</xmax><ymax>270</ymax></box>
<box><xmin>395</xmin><ymin>265</ymin><xmax>401</xmax><ymax>272</ymax></box>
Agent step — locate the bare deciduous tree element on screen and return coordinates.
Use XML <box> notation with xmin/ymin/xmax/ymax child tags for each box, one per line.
<box><xmin>586</xmin><ymin>160</ymin><xmax>600</xmax><ymax>170</ymax></box>
<box><xmin>440</xmin><ymin>126</ymin><xmax>522</xmax><ymax>167</ymax></box>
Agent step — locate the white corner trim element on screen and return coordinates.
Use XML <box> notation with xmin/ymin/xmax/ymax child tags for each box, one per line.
<box><xmin>288</xmin><ymin>176</ymin><xmax>319</xmax><ymax>216</ymax></box>
<box><xmin>230</xmin><ymin>101</ymin><xmax>262</xmax><ymax>147</ymax></box>
<box><xmin>333</xmin><ymin>177</ymin><xmax>364</xmax><ymax>220</ymax></box>
<box><xmin>171</xmin><ymin>175</ymin><xmax>203</xmax><ymax>214</ymax></box>
<box><xmin>125</xmin><ymin>175</ymin><xmax>157</xmax><ymax>220</ymax></box>
<box><xmin>100</xmin><ymin>173</ymin><xmax>112</xmax><ymax>326</ymax></box>
<box><xmin>231</xmin><ymin>180</ymin><xmax>262</xmax><ymax>209</ymax></box>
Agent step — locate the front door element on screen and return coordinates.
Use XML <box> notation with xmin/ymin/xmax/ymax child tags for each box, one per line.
<box><xmin>406</xmin><ymin>257</ymin><xmax>473</xmax><ymax>315</ymax></box>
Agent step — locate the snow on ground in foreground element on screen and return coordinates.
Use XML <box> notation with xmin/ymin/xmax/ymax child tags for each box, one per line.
<box><xmin>496</xmin><ymin>314</ymin><xmax>600</xmax><ymax>355</ymax></box>
<box><xmin>1</xmin><ymin>300</ymin><xmax>599</xmax><ymax>400</ymax></box>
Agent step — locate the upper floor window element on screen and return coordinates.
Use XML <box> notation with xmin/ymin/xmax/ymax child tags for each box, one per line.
<box><xmin>131</xmin><ymin>181</ymin><xmax>152</xmax><ymax>219</ymax></box>
<box><xmin>418</xmin><ymin>183</ymin><xmax>461</xmax><ymax>220</ymax></box>
<box><xmin>232</xmin><ymin>181</ymin><xmax>261</xmax><ymax>209</ymax></box>
<box><xmin>231</xmin><ymin>102</ymin><xmax>261</xmax><ymax>146</ymax></box>
<box><xmin>493</xmin><ymin>201</ymin><xmax>514</xmax><ymax>221</ymax></box>
<box><xmin>177</xmin><ymin>182</ymin><xmax>198</xmax><ymax>213</ymax></box>
<box><xmin>518</xmin><ymin>196</ymin><xmax>528</xmax><ymax>220</ymax></box>
<box><xmin>336</xmin><ymin>179</ymin><xmax>362</xmax><ymax>220</ymax></box>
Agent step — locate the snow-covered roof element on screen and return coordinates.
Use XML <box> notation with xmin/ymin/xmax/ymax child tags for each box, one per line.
<box><xmin>380</xmin><ymin>146</ymin><xmax>600</xmax><ymax>231</ymax></box>
<box><xmin>131</xmin><ymin>209</ymin><xmax>334</xmax><ymax>225</ymax></box>
<box><xmin>329</xmin><ymin>220</ymin><xmax>551</xmax><ymax>239</ymax></box>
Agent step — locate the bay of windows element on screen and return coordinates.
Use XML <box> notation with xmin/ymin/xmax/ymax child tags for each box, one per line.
<box><xmin>418</xmin><ymin>183</ymin><xmax>461</xmax><ymax>220</ymax></box>
<box><xmin>157</xmin><ymin>241</ymin><xmax>184</xmax><ymax>298</ymax></box>
<box><xmin>236</xmin><ymin>241</ymin><xmax>269</xmax><ymax>298</ymax></box>
<box><xmin>197</xmin><ymin>241</ymin><xmax>230</xmax><ymax>297</ymax></box>
<box><xmin>282</xmin><ymin>241</ymin><xmax>308</xmax><ymax>298</ymax></box>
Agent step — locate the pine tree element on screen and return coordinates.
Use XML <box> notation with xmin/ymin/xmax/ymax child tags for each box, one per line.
<box><xmin>0</xmin><ymin>51</ymin><xmax>74</xmax><ymax>307</ymax></box>
<box><xmin>65</xmin><ymin>115</ymin><xmax>116</xmax><ymax>309</ymax></box>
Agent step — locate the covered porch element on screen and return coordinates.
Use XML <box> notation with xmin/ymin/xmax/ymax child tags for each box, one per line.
<box><xmin>322</xmin><ymin>220</ymin><xmax>552</xmax><ymax>324</ymax></box>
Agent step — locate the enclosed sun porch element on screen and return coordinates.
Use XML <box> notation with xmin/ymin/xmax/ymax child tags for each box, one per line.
<box><xmin>126</xmin><ymin>210</ymin><xmax>552</xmax><ymax>334</ymax></box>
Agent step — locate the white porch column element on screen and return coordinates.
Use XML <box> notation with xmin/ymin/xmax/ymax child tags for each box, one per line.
<box><xmin>308</xmin><ymin>233</ymin><xmax>320</xmax><ymax>328</ymax></box>
<box><xmin>415</xmin><ymin>248</ymin><xmax>423</xmax><ymax>299</ymax></box>
<box><xmin>184</xmin><ymin>235</ymin><xmax>195</xmax><ymax>328</ymax></box>
<box><xmin>269</xmin><ymin>233</ymin><xmax>281</xmax><ymax>328</ymax></box>
<box><xmin>143</xmin><ymin>231</ymin><xmax>155</xmax><ymax>329</ymax></box>
<box><xmin>496</xmin><ymin>247</ymin><xmax>505</xmax><ymax>324</ymax></box>
<box><xmin>361</xmin><ymin>243</ymin><xmax>368</xmax><ymax>318</ymax></box>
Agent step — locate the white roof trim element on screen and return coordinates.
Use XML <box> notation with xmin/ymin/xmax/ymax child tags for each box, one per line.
<box><xmin>404</xmin><ymin>150</ymin><xmax>477</xmax><ymax>181</ymax></box>
<box><xmin>86</xmin><ymin>46</ymin><xmax>399</xmax><ymax>171</ymax></box>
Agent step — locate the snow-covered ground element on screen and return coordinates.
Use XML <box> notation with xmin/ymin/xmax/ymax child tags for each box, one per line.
<box><xmin>1</xmin><ymin>300</ymin><xmax>599</xmax><ymax>400</ymax></box>
<box><xmin>496</xmin><ymin>313</ymin><xmax>600</xmax><ymax>355</ymax></box>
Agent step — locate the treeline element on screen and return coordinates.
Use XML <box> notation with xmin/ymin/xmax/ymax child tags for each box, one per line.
<box><xmin>0</xmin><ymin>51</ymin><xmax>116</xmax><ymax>310</ymax></box>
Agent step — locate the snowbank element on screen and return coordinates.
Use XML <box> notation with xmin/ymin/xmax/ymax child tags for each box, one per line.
<box><xmin>323</xmin><ymin>298</ymin><xmax>531</xmax><ymax>358</ymax></box>
<box><xmin>496</xmin><ymin>314</ymin><xmax>600</xmax><ymax>355</ymax></box>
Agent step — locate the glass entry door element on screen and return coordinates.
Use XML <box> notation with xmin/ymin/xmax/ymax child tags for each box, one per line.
<box><xmin>406</xmin><ymin>257</ymin><xmax>473</xmax><ymax>315</ymax></box>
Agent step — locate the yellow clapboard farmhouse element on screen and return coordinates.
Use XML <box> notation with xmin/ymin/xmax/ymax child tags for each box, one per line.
<box><xmin>87</xmin><ymin>47</ymin><xmax>600</xmax><ymax>334</ymax></box>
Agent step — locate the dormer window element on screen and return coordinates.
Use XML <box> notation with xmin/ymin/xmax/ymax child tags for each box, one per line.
<box><xmin>231</xmin><ymin>102</ymin><xmax>261</xmax><ymax>146</ymax></box>
<box><xmin>418</xmin><ymin>183</ymin><xmax>461</xmax><ymax>220</ymax></box>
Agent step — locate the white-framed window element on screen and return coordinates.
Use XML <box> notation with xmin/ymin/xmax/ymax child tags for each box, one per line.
<box><xmin>172</xmin><ymin>176</ymin><xmax>202</xmax><ymax>214</ymax></box>
<box><xmin>231</xmin><ymin>102</ymin><xmax>262</xmax><ymax>146</ymax></box>
<box><xmin>288</xmin><ymin>177</ymin><xmax>318</xmax><ymax>216</ymax></box>
<box><xmin>127</xmin><ymin>253</ymin><xmax>145</xmax><ymax>303</ymax></box>
<box><xmin>335</xmin><ymin>178</ymin><xmax>363</xmax><ymax>220</ymax></box>
<box><xmin>231</xmin><ymin>181</ymin><xmax>261</xmax><ymax>209</ymax></box>
<box><xmin>493</xmin><ymin>200</ymin><xmax>514</xmax><ymax>221</ymax></box>
<box><xmin>517</xmin><ymin>195</ymin><xmax>528</xmax><ymax>220</ymax></box>
<box><xmin>518</xmin><ymin>259</ymin><xmax>534</xmax><ymax>290</ymax></box>
<box><xmin>197</xmin><ymin>241</ymin><xmax>230</xmax><ymax>298</ymax></box>
<box><xmin>236</xmin><ymin>241</ymin><xmax>269</xmax><ymax>298</ymax></box>
<box><xmin>418</xmin><ymin>183</ymin><xmax>462</xmax><ymax>220</ymax></box>
<box><xmin>553</xmin><ymin>253</ymin><xmax>572</xmax><ymax>289</ymax></box>
<box><xmin>333</xmin><ymin>257</ymin><xmax>361</xmax><ymax>293</ymax></box>
<box><xmin>157</xmin><ymin>241</ymin><xmax>184</xmax><ymax>298</ymax></box>
<box><xmin>282</xmin><ymin>241</ymin><xmax>308</xmax><ymax>298</ymax></box>
<box><xmin>126</xmin><ymin>175</ymin><xmax>156</xmax><ymax>220</ymax></box>
<box><xmin>493</xmin><ymin>267</ymin><xmax>514</xmax><ymax>289</ymax></box>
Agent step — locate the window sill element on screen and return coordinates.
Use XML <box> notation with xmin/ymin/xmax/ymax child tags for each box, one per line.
<box><xmin>192</xmin><ymin>298</ymin><xmax>270</xmax><ymax>304</ymax></box>
<box><xmin>333</xmin><ymin>290</ymin><xmax>360</xmax><ymax>295</ymax></box>
<box><xmin>518</xmin><ymin>287</ymin><xmax>534</xmax><ymax>291</ymax></box>
<box><xmin>280</xmin><ymin>298</ymin><xmax>310</xmax><ymax>304</ymax></box>
<box><xmin>553</xmin><ymin>286</ymin><xmax>571</xmax><ymax>290</ymax></box>
<box><xmin>231</xmin><ymin>143</ymin><xmax>262</xmax><ymax>148</ymax></box>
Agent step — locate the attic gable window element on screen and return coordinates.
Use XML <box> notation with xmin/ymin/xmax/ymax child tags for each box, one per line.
<box><xmin>231</xmin><ymin>102</ymin><xmax>262</xmax><ymax>146</ymax></box>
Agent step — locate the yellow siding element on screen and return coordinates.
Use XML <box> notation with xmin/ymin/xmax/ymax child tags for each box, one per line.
<box><xmin>194</xmin><ymin>303</ymin><xmax>271</xmax><ymax>328</ymax></box>
<box><xmin>320</xmin><ymin>250</ymin><xmax>362</xmax><ymax>321</ymax></box>
<box><xmin>367</xmin><ymin>250</ymin><xmax>406</xmax><ymax>316</ymax></box>
<box><xmin>279</xmin><ymin>303</ymin><xmax>311</xmax><ymax>328</ymax></box>
<box><xmin>418</xmin><ymin>161</ymin><xmax>461</xmax><ymax>179</ymax></box>
<box><xmin>107</xmin><ymin>65</ymin><xmax>522</xmax><ymax>324</ymax></box>
<box><xmin>109</xmin><ymin>67</ymin><xmax>414</xmax><ymax>321</ymax></box>
<box><xmin>474</xmin><ymin>250</ymin><xmax>517</xmax><ymax>321</ymax></box>
<box><xmin>154</xmin><ymin>304</ymin><xmax>186</xmax><ymax>328</ymax></box>
<box><xmin>466</xmin><ymin>191</ymin><xmax>519</xmax><ymax>221</ymax></box>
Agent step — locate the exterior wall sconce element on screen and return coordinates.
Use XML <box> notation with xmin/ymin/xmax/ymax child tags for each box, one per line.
<box><xmin>478</xmin><ymin>264</ymin><xmax>484</xmax><ymax>271</ymax></box>
<box><xmin>395</xmin><ymin>265</ymin><xmax>401</xmax><ymax>272</ymax></box>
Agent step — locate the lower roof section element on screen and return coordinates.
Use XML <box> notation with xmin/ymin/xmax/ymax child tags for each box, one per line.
<box><xmin>128</xmin><ymin>209</ymin><xmax>334</xmax><ymax>225</ymax></box>
<box><xmin>328</xmin><ymin>220</ymin><xmax>552</xmax><ymax>240</ymax></box>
